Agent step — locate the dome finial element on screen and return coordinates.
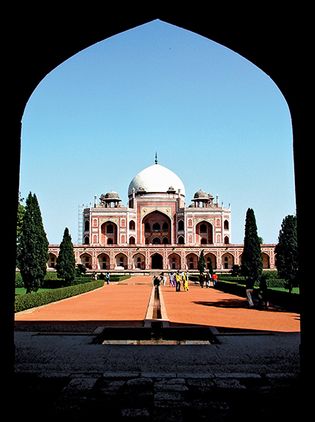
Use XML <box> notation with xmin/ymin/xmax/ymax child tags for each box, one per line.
<box><xmin>155</xmin><ymin>152</ymin><xmax>158</xmax><ymax>165</ymax></box>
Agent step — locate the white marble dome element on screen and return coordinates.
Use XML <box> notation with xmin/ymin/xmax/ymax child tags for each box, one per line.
<box><xmin>128</xmin><ymin>163</ymin><xmax>185</xmax><ymax>197</ymax></box>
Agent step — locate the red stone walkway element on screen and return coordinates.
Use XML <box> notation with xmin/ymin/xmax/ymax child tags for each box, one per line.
<box><xmin>15</xmin><ymin>276</ymin><xmax>153</xmax><ymax>325</ymax></box>
<box><xmin>15</xmin><ymin>276</ymin><xmax>300</xmax><ymax>333</ymax></box>
<box><xmin>160</xmin><ymin>283</ymin><xmax>300</xmax><ymax>332</ymax></box>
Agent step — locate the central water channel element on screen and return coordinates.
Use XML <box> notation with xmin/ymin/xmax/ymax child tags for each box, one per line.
<box><xmin>95</xmin><ymin>286</ymin><xmax>218</xmax><ymax>345</ymax></box>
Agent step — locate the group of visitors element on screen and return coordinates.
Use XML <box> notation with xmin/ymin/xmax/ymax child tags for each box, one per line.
<box><xmin>199</xmin><ymin>271</ymin><xmax>218</xmax><ymax>288</ymax></box>
<box><xmin>154</xmin><ymin>271</ymin><xmax>189</xmax><ymax>292</ymax></box>
<box><xmin>153</xmin><ymin>271</ymin><xmax>218</xmax><ymax>292</ymax></box>
<box><xmin>169</xmin><ymin>271</ymin><xmax>189</xmax><ymax>292</ymax></box>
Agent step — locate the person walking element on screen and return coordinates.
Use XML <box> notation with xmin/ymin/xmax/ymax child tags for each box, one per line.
<box><xmin>183</xmin><ymin>271</ymin><xmax>189</xmax><ymax>292</ymax></box>
<box><xmin>175</xmin><ymin>271</ymin><xmax>181</xmax><ymax>292</ymax></box>
<box><xmin>258</xmin><ymin>276</ymin><xmax>269</xmax><ymax>309</ymax></box>
<box><xmin>205</xmin><ymin>271</ymin><xmax>211</xmax><ymax>288</ymax></box>
<box><xmin>153</xmin><ymin>275</ymin><xmax>160</xmax><ymax>286</ymax></box>
<box><xmin>105</xmin><ymin>272</ymin><xmax>110</xmax><ymax>285</ymax></box>
<box><xmin>199</xmin><ymin>272</ymin><xmax>205</xmax><ymax>288</ymax></box>
<box><xmin>245</xmin><ymin>278</ymin><xmax>255</xmax><ymax>307</ymax></box>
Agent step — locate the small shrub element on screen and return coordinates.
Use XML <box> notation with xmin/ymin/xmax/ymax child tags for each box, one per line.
<box><xmin>76</xmin><ymin>264</ymin><xmax>87</xmax><ymax>276</ymax></box>
<box><xmin>41</xmin><ymin>275</ymin><xmax>93</xmax><ymax>288</ymax></box>
<box><xmin>112</xmin><ymin>274</ymin><xmax>130</xmax><ymax>282</ymax></box>
<box><xmin>44</xmin><ymin>271</ymin><xmax>60</xmax><ymax>280</ymax></box>
<box><xmin>15</xmin><ymin>272</ymin><xmax>24</xmax><ymax>288</ymax></box>
<box><xmin>188</xmin><ymin>274</ymin><xmax>200</xmax><ymax>282</ymax></box>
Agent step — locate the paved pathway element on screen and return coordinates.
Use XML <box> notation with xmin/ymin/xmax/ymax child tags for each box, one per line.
<box><xmin>15</xmin><ymin>275</ymin><xmax>153</xmax><ymax>326</ymax></box>
<box><xmin>160</xmin><ymin>283</ymin><xmax>300</xmax><ymax>332</ymax></box>
<box><xmin>15</xmin><ymin>275</ymin><xmax>300</xmax><ymax>333</ymax></box>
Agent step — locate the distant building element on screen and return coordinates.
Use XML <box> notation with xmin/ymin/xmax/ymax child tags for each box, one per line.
<box><xmin>48</xmin><ymin>159</ymin><xmax>275</xmax><ymax>271</ymax></box>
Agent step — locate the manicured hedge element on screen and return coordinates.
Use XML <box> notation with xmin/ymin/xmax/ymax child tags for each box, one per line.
<box><xmin>218</xmin><ymin>272</ymin><xmax>287</xmax><ymax>289</ymax></box>
<box><xmin>16</xmin><ymin>270</ymin><xmax>95</xmax><ymax>288</ymax></box>
<box><xmin>96</xmin><ymin>273</ymin><xmax>131</xmax><ymax>282</ymax></box>
<box><xmin>41</xmin><ymin>276</ymin><xmax>93</xmax><ymax>288</ymax></box>
<box><xmin>217</xmin><ymin>275</ymin><xmax>246</xmax><ymax>284</ymax></box>
<box><xmin>16</xmin><ymin>271</ymin><xmax>131</xmax><ymax>289</ymax></box>
<box><xmin>188</xmin><ymin>274</ymin><xmax>200</xmax><ymax>282</ymax></box>
<box><xmin>111</xmin><ymin>274</ymin><xmax>130</xmax><ymax>282</ymax></box>
<box><xmin>15</xmin><ymin>280</ymin><xmax>104</xmax><ymax>312</ymax></box>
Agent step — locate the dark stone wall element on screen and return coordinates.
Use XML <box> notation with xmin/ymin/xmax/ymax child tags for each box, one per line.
<box><xmin>3</xmin><ymin>8</ymin><xmax>311</xmax><ymax>390</ymax></box>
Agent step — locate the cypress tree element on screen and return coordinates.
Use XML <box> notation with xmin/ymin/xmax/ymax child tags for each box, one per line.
<box><xmin>16</xmin><ymin>193</ymin><xmax>25</xmax><ymax>266</ymax></box>
<box><xmin>17</xmin><ymin>192</ymin><xmax>49</xmax><ymax>293</ymax></box>
<box><xmin>275</xmin><ymin>215</ymin><xmax>298</xmax><ymax>293</ymax></box>
<box><xmin>198</xmin><ymin>249</ymin><xmax>206</xmax><ymax>273</ymax></box>
<box><xmin>207</xmin><ymin>255</ymin><xmax>214</xmax><ymax>275</ymax></box>
<box><xmin>56</xmin><ymin>227</ymin><xmax>76</xmax><ymax>285</ymax></box>
<box><xmin>241</xmin><ymin>208</ymin><xmax>262</xmax><ymax>282</ymax></box>
<box><xmin>16</xmin><ymin>192</ymin><xmax>25</xmax><ymax>241</ymax></box>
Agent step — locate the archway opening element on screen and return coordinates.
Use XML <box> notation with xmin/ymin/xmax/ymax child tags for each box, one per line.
<box><xmin>17</xmin><ymin>17</ymin><xmax>298</xmax><ymax>347</ymax></box>
<box><xmin>168</xmin><ymin>253</ymin><xmax>181</xmax><ymax>270</ymax></box>
<box><xmin>101</xmin><ymin>222</ymin><xmax>118</xmax><ymax>245</ymax></box>
<box><xmin>97</xmin><ymin>253</ymin><xmax>110</xmax><ymax>270</ymax></box>
<box><xmin>196</xmin><ymin>221</ymin><xmax>213</xmax><ymax>245</ymax></box>
<box><xmin>151</xmin><ymin>253</ymin><xmax>163</xmax><ymax>269</ymax></box>
<box><xmin>142</xmin><ymin>211</ymin><xmax>171</xmax><ymax>245</ymax></box>
<box><xmin>115</xmin><ymin>253</ymin><xmax>127</xmax><ymax>269</ymax></box>
<box><xmin>133</xmin><ymin>253</ymin><xmax>145</xmax><ymax>269</ymax></box>
<box><xmin>48</xmin><ymin>253</ymin><xmax>57</xmax><ymax>268</ymax></box>
<box><xmin>80</xmin><ymin>253</ymin><xmax>92</xmax><ymax>269</ymax></box>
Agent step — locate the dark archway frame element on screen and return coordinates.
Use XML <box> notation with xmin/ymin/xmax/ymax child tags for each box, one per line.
<box><xmin>4</xmin><ymin>11</ymin><xmax>311</xmax><ymax>383</ymax></box>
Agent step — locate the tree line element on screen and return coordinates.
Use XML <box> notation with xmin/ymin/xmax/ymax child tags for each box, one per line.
<box><xmin>17</xmin><ymin>193</ymin><xmax>299</xmax><ymax>293</ymax></box>
<box><xmin>17</xmin><ymin>192</ymin><xmax>76</xmax><ymax>292</ymax></box>
<box><xmin>198</xmin><ymin>208</ymin><xmax>298</xmax><ymax>292</ymax></box>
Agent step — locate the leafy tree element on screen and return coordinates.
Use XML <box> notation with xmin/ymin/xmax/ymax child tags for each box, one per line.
<box><xmin>56</xmin><ymin>227</ymin><xmax>76</xmax><ymax>284</ymax></box>
<box><xmin>241</xmin><ymin>208</ymin><xmax>262</xmax><ymax>282</ymax></box>
<box><xmin>275</xmin><ymin>215</ymin><xmax>298</xmax><ymax>293</ymax></box>
<box><xmin>17</xmin><ymin>192</ymin><xmax>49</xmax><ymax>293</ymax></box>
<box><xmin>198</xmin><ymin>249</ymin><xmax>206</xmax><ymax>273</ymax></box>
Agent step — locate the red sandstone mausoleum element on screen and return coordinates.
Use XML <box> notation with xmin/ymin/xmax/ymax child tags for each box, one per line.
<box><xmin>48</xmin><ymin>159</ymin><xmax>275</xmax><ymax>272</ymax></box>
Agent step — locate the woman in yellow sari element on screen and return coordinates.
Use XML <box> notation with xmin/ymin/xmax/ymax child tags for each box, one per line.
<box><xmin>182</xmin><ymin>272</ymin><xmax>189</xmax><ymax>292</ymax></box>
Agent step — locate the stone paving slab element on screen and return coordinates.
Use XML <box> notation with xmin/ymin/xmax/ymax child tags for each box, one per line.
<box><xmin>14</xmin><ymin>371</ymin><xmax>303</xmax><ymax>421</ymax></box>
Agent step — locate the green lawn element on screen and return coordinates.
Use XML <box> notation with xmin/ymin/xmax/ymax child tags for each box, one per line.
<box><xmin>270</xmin><ymin>286</ymin><xmax>300</xmax><ymax>294</ymax></box>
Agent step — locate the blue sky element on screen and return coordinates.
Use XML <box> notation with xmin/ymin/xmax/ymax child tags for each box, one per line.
<box><xmin>20</xmin><ymin>19</ymin><xmax>295</xmax><ymax>244</ymax></box>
